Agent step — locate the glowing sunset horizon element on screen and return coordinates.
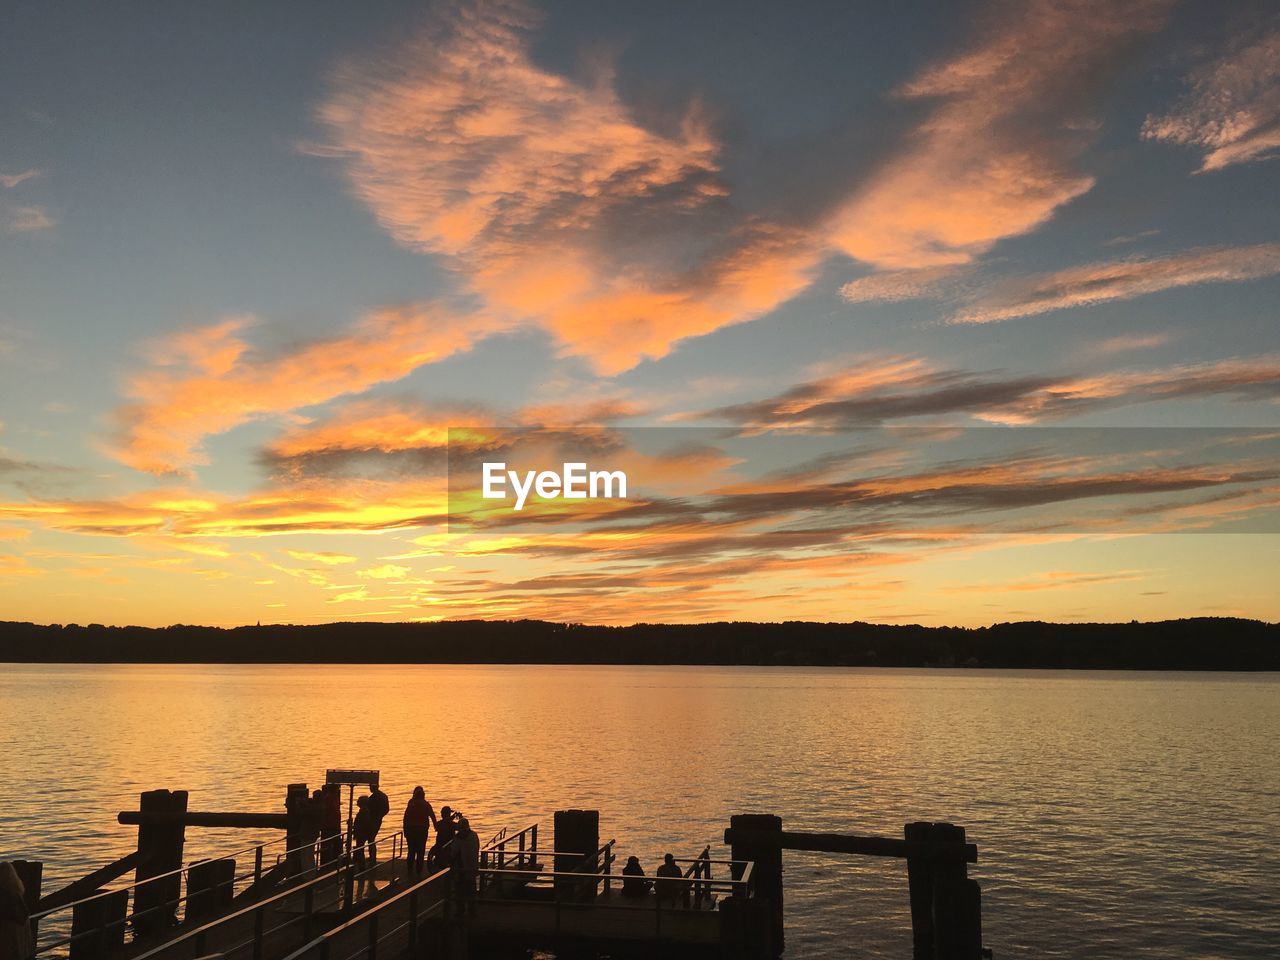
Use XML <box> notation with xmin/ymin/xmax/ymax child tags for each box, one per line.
<box><xmin>1</xmin><ymin>0</ymin><xmax>1278</xmax><ymax>628</ymax></box>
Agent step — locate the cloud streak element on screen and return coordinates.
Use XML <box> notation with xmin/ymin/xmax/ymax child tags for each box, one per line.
<box><xmin>697</xmin><ymin>354</ymin><xmax>1280</xmax><ymax>428</ymax></box>
<box><xmin>1142</xmin><ymin>26</ymin><xmax>1280</xmax><ymax>172</ymax></box>
<box><xmin>112</xmin><ymin>307</ymin><xmax>504</xmax><ymax>475</ymax></box>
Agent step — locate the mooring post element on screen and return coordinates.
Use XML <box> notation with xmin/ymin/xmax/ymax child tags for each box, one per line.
<box><xmin>131</xmin><ymin>789</ymin><xmax>188</xmax><ymax>937</ymax></box>
<box><xmin>186</xmin><ymin>858</ymin><xmax>236</xmax><ymax>922</ymax></box>
<box><xmin>553</xmin><ymin>809</ymin><xmax>599</xmax><ymax>901</ymax></box>
<box><xmin>905</xmin><ymin>821</ymin><xmax>937</xmax><ymax>958</ymax></box>
<box><xmin>284</xmin><ymin>783</ymin><xmax>309</xmax><ymax>876</ymax></box>
<box><xmin>729</xmin><ymin>814</ymin><xmax>784</xmax><ymax>956</ymax></box>
<box><xmin>930</xmin><ymin>823</ymin><xmax>981</xmax><ymax>960</ymax></box>
<box><xmin>12</xmin><ymin>860</ymin><xmax>42</xmax><ymax>941</ymax></box>
<box><xmin>69</xmin><ymin>889</ymin><xmax>127</xmax><ymax>960</ymax></box>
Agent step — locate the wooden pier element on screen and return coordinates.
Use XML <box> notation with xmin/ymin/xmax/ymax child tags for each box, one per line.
<box><xmin>16</xmin><ymin>773</ymin><xmax>991</xmax><ymax>960</ymax></box>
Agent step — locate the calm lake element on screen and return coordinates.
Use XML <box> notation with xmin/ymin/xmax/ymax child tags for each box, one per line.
<box><xmin>2</xmin><ymin>664</ymin><xmax>1278</xmax><ymax>958</ymax></box>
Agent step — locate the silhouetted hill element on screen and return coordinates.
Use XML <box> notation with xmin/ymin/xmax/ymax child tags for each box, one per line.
<box><xmin>0</xmin><ymin>618</ymin><xmax>1276</xmax><ymax>669</ymax></box>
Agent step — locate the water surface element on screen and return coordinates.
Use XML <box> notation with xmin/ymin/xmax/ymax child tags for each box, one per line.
<box><xmin>2</xmin><ymin>664</ymin><xmax>1277</xmax><ymax>958</ymax></box>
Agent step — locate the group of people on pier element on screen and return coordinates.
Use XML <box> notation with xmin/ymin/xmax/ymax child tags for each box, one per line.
<box><xmin>621</xmin><ymin>853</ymin><xmax>690</xmax><ymax>906</ymax></box>
<box><xmin>295</xmin><ymin>784</ymin><xmax>480</xmax><ymax>912</ymax></box>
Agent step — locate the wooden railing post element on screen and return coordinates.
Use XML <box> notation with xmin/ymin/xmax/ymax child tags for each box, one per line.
<box><xmin>70</xmin><ymin>889</ymin><xmax>127</xmax><ymax>960</ymax></box>
<box><xmin>186</xmin><ymin>858</ymin><xmax>235</xmax><ymax>922</ymax></box>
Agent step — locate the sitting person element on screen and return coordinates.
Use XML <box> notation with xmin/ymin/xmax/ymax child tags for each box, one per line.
<box><xmin>620</xmin><ymin>856</ymin><xmax>651</xmax><ymax>897</ymax></box>
<box><xmin>655</xmin><ymin>853</ymin><xmax>687</xmax><ymax>907</ymax></box>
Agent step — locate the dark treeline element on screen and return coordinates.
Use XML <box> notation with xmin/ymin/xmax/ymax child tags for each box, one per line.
<box><xmin>0</xmin><ymin>617</ymin><xmax>1277</xmax><ymax>669</ymax></box>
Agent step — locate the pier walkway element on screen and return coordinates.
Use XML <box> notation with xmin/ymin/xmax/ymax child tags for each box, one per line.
<box><xmin>17</xmin><ymin>779</ymin><xmax>989</xmax><ymax>959</ymax></box>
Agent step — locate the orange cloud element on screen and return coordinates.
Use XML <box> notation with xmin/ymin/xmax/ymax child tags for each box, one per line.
<box><xmin>317</xmin><ymin>0</ymin><xmax>820</xmax><ymax>374</ymax></box>
<box><xmin>827</xmin><ymin>0</ymin><xmax>1170</xmax><ymax>269</ymax></box>
<box><xmin>112</xmin><ymin>306</ymin><xmax>503</xmax><ymax>475</ymax></box>
<box><xmin>1142</xmin><ymin>27</ymin><xmax>1280</xmax><ymax>172</ymax></box>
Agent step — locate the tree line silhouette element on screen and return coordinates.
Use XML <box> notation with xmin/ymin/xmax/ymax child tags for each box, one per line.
<box><xmin>0</xmin><ymin>617</ymin><xmax>1276</xmax><ymax>669</ymax></box>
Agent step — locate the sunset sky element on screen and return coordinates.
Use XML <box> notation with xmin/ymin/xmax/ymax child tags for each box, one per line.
<box><xmin>2</xmin><ymin>0</ymin><xmax>1278</xmax><ymax>628</ymax></box>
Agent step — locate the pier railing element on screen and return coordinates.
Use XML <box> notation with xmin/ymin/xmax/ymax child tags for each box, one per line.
<box><xmin>277</xmin><ymin>868</ymin><xmax>452</xmax><ymax>960</ymax></box>
<box><xmin>475</xmin><ymin>859</ymin><xmax>754</xmax><ymax>936</ymax></box>
<box><xmin>29</xmin><ymin>828</ymin><xmax>405</xmax><ymax>959</ymax></box>
<box><xmin>480</xmin><ymin>821</ymin><xmax>539</xmax><ymax>870</ymax></box>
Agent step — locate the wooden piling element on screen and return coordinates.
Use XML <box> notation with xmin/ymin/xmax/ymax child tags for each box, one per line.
<box><xmin>69</xmin><ymin>889</ymin><xmax>127</xmax><ymax>960</ymax></box>
<box><xmin>12</xmin><ymin>860</ymin><xmax>42</xmax><ymax>941</ymax></box>
<box><xmin>131</xmin><ymin>789</ymin><xmax>188</xmax><ymax>936</ymax></box>
<box><xmin>553</xmin><ymin>810</ymin><xmax>599</xmax><ymax>901</ymax></box>
<box><xmin>185</xmin><ymin>858</ymin><xmax>236</xmax><ymax>922</ymax></box>
<box><xmin>905</xmin><ymin>821</ymin><xmax>937</xmax><ymax>959</ymax></box>
<box><xmin>728</xmin><ymin>814</ymin><xmax>783</xmax><ymax>957</ymax></box>
<box><xmin>284</xmin><ymin>783</ymin><xmax>309</xmax><ymax>876</ymax></box>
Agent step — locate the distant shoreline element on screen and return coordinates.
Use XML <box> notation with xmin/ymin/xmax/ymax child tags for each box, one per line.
<box><xmin>2</xmin><ymin>617</ymin><xmax>1277</xmax><ymax>670</ymax></box>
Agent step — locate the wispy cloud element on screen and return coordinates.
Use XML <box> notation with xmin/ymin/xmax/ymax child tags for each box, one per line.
<box><xmin>112</xmin><ymin>307</ymin><xmax>505</xmax><ymax>475</ymax></box>
<box><xmin>1142</xmin><ymin>26</ymin><xmax>1280</xmax><ymax>172</ymax></box>
<box><xmin>840</xmin><ymin>244</ymin><xmax>1280</xmax><ymax>324</ymax></box>
<box><xmin>826</xmin><ymin>0</ymin><xmax>1171</xmax><ymax>269</ymax></box>
<box><xmin>7</xmin><ymin>204</ymin><xmax>55</xmax><ymax>232</ymax></box>
<box><xmin>950</xmin><ymin>244</ymin><xmax>1280</xmax><ymax>323</ymax></box>
<box><xmin>0</xmin><ymin>169</ymin><xmax>41</xmax><ymax>189</ymax></box>
<box><xmin>316</xmin><ymin>0</ymin><xmax>819</xmax><ymax>374</ymax></box>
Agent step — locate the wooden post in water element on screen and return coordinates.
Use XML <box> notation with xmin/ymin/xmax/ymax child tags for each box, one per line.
<box><xmin>186</xmin><ymin>858</ymin><xmax>235</xmax><ymax>922</ymax></box>
<box><xmin>728</xmin><ymin>814</ymin><xmax>783</xmax><ymax>956</ymax></box>
<box><xmin>905</xmin><ymin>821</ymin><xmax>983</xmax><ymax>960</ymax></box>
<box><xmin>12</xmin><ymin>860</ymin><xmax>42</xmax><ymax>941</ymax></box>
<box><xmin>930</xmin><ymin>823</ymin><xmax>981</xmax><ymax>960</ymax></box>
<box><xmin>131</xmin><ymin>789</ymin><xmax>187</xmax><ymax>937</ymax></box>
<box><xmin>905</xmin><ymin>821</ymin><xmax>937</xmax><ymax>959</ymax></box>
<box><xmin>69</xmin><ymin>889</ymin><xmax>127</xmax><ymax>960</ymax></box>
<box><xmin>284</xmin><ymin>783</ymin><xmax>309</xmax><ymax>876</ymax></box>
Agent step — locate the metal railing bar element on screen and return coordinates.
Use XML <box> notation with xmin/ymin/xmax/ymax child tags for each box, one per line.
<box><xmin>33</xmin><ymin>831</ymin><xmax>344</xmax><ymax>921</ymax></box>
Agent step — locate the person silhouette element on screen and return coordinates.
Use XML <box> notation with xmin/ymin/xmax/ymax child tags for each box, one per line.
<box><xmin>429</xmin><ymin>806</ymin><xmax>457</xmax><ymax>867</ymax></box>
<box><xmin>453</xmin><ymin>817</ymin><xmax>480</xmax><ymax>916</ymax></box>
<box><xmin>365</xmin><ymin>784</ymin><xmax>390</xmax><ymax>864</ymax></box>
<box><xmin>402</xmin><ymin>787</ymin><xmax>434</xmax><ymax>876</ymax></box>
<box><xmin>621</xmin><ymin>856</ymin><xmax>651</xmax><ymax>897</ymax></box>
<box><xmin>655</xmin><ymin>853</ymin><xmax>686</xmax><ymax>907</ymax></box>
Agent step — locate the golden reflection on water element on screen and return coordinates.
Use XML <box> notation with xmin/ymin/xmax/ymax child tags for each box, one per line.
<box><xmin>2</xmin><ymin>664</ymin><xmax>1278</xmax><ymax>959</ymax></box>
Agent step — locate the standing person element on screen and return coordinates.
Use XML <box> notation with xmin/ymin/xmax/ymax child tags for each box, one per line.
<box><xmin>428</xmin><ymin>806</ymin><xmax>458</xmax><ymax>868</ymax></box>
<box><xmin>0</xmin><ymin>863</ymin><xmax>34</xmax><ymax>960</ymax></box>
<box><xmin>402</xmin><ymin>787</ymin><xmax>435</xmax><ymax>876</ymax></box>
<box><xmin>352</xmin><ymin>795</ymin><xmax>375</xmax><ymax>876</ymax></box>
<box><xmin>655</xmin><ymin>853</ymin><xmax>686</xmax><ymax>908</ymax></box>
<box><xmin>452</xmin><ymin>817</ymin><xmax>480</xmax><ymax>916</ymax></box>
<box><xmin>365</xmin><ymin>784</ymin><xmax>390</xmax><ymax>865</ymax></box>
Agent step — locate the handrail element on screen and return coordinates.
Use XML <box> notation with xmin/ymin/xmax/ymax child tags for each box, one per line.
<box><xmin>32</xmin><ymin>831</ymin><xmax>308</xmax><ymax>921</ymax></box>
<box><xmin>477</xmin><ymin>865</ymin><xmax>748</xmax><ymax>890</ymax></box>
<box><xmin>129</xmin><ymin>862</ymin><xmax>352</xmax><ymax>960</ymax></box>
<box><xmin>481</xmin><ymin>822</ymin><xmax>537</xmax><ymax>852</ymax></box>
<box><xmin>277</xmin><ymin>867</ymin><xmax>452</xmax><ymax>960</ymax></box>
<box><xmin>32</xmin><ymin>828</ymin><xmax>392</xmax><ymax>958</ymax></box>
